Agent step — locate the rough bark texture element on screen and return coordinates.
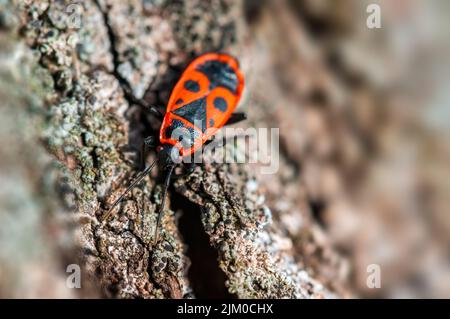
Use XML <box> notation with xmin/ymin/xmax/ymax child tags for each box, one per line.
<box><xmin>2</xmin><ymin>0</ymin><xmax>449</xmax><ymax>299</ymax></box>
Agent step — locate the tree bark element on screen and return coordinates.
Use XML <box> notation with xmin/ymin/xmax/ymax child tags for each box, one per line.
<box><xmin>0</xmin><ymin>0</ymin><xmax>353</xmax><ymax>298</ymax></box>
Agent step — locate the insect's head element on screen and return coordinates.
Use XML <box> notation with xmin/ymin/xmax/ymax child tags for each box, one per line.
<box><xmin>157</xmin><ymin>144</ymin><xmax>181</xmax><ymax>168</ymax></box>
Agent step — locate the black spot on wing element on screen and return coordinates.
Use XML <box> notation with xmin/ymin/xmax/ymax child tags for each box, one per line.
<box><xmin>209</xmin><ymin>118</ymin><xmax>215</xmax><ymax>127</ymax></box>
<box><xmin>164</xmin><ymin>119</ymin><xmax>184</xmax><ymax>139</ymax></box>
<box><xmin>184</xmin><ymin>79</ymin><xmax>200</xmax><ymax>92</ymax></box>
<box><xmin>164</xmin><ymin>119</ymin><xmax>201</xmax><ymax>150</ymax></box>
<box><xmin>175</xmin><ymin>98</ymin><xmax>184</xmax><ymax>105</ymax></box>
<box><xmin>172</xmin><ymin>97</ymin><xmax>207</xmax><ymax>133</ymax></box>
<box><xmin>213</xmin><ymin>97</ymin><xmax>228</xmax><ymax>112</ymax></box>
<box><xmin>197</xmin><ymin>60</ymin><xmax>238</xmax><ymax>94</ymax></box>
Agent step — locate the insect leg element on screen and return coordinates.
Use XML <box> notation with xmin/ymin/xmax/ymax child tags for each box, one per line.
<box><xmin>121</xmin><ymin>84</ymin><xmax>165</xmax><ymax>120</ymax></box>
<box><xmin>153</xmin><ymin>164</ymin><xmax>175</xmax><ymax>246</ymax></box>
<box><xmin>144</xmin><ymin>136</ymin><xmax>158</xmax><ymax>148</ymax></box>
<box><xmin>183</xmin><ymin>162</ymin><xmax>197</xmax><ymax>175</ymax></box>
<box><xmin>204</xmin><ymin>133</ymin><xmax>253</xmax><ymax>162</ymax></box>
<box><xmin>140</xmin><ymin>136</ymin><xmax>159</xmax><ymax>170</ymax></box>
<box><xmin>102</xmin><ymin>157</ymin><xmax>160</xmax><ymax>222</ymax></box>
<box><xmin>171</xmin><ymin>162</ymin><xmax>197</xmax><ymax>179</ymax></box>
<box><xmin>225</xmin><ymin>112</ymin><xmax>247</xmax><ymax>126</ymax></box>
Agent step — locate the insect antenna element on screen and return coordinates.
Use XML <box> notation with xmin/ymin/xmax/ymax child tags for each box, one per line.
<box><xmin>153</xmin><ymin>164</ymin><xmax>175</xmax><ymax>246</ymax></box>
<box><xmin>102</xmin><ymin>157</ymin><xmax>159</xmax><ymax>222</ymax></box>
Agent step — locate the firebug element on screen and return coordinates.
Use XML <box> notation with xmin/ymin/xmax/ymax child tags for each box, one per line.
<box><xmin>103</xmin><ymin>53</ymin><xmax>246</xmax><ymax>244</ymax></box>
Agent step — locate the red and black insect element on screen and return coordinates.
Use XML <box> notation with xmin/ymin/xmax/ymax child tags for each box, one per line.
<box><xmin>103</xmin><ymin>53</ymin><xmax>246</xmax><ymax>244</ymax></box>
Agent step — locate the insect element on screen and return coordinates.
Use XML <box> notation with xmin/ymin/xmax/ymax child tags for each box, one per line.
<box><xmin>103</xmin><ymin>53</ymin><xmax>246</xmax><ymax>245</ymax></box>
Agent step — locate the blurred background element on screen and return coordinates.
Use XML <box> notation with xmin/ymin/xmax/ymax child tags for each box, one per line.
<box><xmin>0</xmin><ymin>0</ymin><xmax>449</xmax><ymax>298</ymax></box>
<box><xmin>253</xmin><ymin>0</ymin><xmax>450</xmax><ymax>298</ymax></box>
<box><xmin>271</xmin><ymin>0</ymin><xmax>450</xmax><ymax>298</ymax></box>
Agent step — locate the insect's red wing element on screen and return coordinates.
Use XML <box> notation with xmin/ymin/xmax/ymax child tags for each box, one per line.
<box><xmin>160</xmin><ymin>53</ymin><xmax>245</xmax><ymax>156</ymax></box>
